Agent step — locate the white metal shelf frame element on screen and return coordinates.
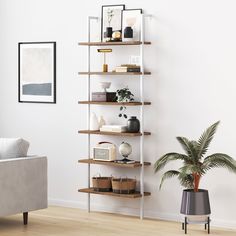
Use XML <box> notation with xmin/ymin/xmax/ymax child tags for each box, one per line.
<box><xmin>83</xmin><ymin>14</ymin><xmax>151</xmax><ymax>219</ymax></box>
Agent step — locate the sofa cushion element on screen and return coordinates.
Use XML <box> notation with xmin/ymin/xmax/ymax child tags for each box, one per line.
<box><xmin>0</xmin><ymin>138</ymin><xmax>30</xmax><ymax>159</ymax></box>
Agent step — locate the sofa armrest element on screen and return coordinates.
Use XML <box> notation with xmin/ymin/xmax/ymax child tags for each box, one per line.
<box><xmin>0</xmin><ymin>156</ymin><xmax>48</xmax><ymax>217</ymax></box>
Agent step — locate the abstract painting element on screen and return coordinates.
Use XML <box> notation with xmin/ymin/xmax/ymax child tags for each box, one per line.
<box><xmin>18</xmin><ymin>42</ymin><xmax>56</xmax><ymax>103</ymax></box>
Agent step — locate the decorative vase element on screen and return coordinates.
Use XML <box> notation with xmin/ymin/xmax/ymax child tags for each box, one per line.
<box><xmin>98</xmin><ymin>116</ymin><xmax>106</xmax><ymax>129</ymax></box>
<box><xmin>180</xmin><ymin>189</ymin><xmax>211</xmax><ymax>215</ymax></box>
<box><xmin>127</xmin><ymin>116</ymin><xmax>140</xmax><ymax>133</ymax></box>
<box><xmin>106</xmin><ymin>27</ymin><xmax>113</xmax><ymax>41</ymax></box>
<box><xmin>123</xmin><ymin>26</ymin><xmax>133</xmax><ymax>42</ymax></box>
<box><xmin>90</xmin><ymin>112</ymin><xmax>99</xmax><ymax>130</ymax></box>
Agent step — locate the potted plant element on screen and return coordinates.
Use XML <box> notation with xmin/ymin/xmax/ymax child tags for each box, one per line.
<box><xmin>154</xmin><ymin>121</ymin><xmax>236</xmax><ymax>234</ymax></box>
<box><xmin>116</xmin><ymin>87</ymin><xmax>134</xmax><ymax>119</ymax></box>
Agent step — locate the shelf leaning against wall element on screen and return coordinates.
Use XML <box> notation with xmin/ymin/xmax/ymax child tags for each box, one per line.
<box><xmin>78</xmin><ymin>14</ymin><xmax>152</xmax><ymax>220</ymax></box>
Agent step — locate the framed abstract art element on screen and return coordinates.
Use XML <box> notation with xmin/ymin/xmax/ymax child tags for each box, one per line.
<box><xmin>18</xmin><ymin>42</ymin><xmax>56</xmax><ymax>103</ymax></box>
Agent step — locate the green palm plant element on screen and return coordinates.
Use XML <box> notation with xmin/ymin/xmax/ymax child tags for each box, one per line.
<box><xmin>154</xmin><ymin>121</ymin><xmax>236</xmax><ymax>192</ymax></box>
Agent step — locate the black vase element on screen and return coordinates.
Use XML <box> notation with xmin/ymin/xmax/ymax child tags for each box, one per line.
<box><xmin>124</xmin><ymin>27</ymin><xmax>133</xmax><ymax>40</ymax></box>
<box><xmin>106</xmin><ymin>27</ymin><xmax>113</xmax><ymax>38</ymax></box>
<box><xmin>127</xmin><ymin>116</ymin><xmax>140</xmax><ymax>133</ymax></box>
<box><xmin>180</xmin><ymin>189</ymin><xmax>211</xmax><ymax>215</ymax></box>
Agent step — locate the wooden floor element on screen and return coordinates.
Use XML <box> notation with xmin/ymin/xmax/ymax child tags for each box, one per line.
<box><xmin>0</xmin><ymin>206</ymin><xmax>235</xmax><ymax>236</ymax></box>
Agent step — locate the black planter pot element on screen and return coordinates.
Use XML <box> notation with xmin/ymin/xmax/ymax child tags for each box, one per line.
<box><xmin>180</xmin><ymin>189</ymin><xmax>211</xmax><ymax>215</ymax></box>
<box><xmin>127</xmin><ymin>116</ymin><xmax>140</xmax><ymax>133</ymax></box>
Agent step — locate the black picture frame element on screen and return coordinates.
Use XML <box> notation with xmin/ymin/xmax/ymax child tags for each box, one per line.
<box><xmin>122</xmin><ymin>9</ymin><xmax>143</xmax><ymax>41</ymax></box>
<box><xmin>18</xmin><ymin>42</ymin><xmax>56</xmax><ymax>104</ymax></box>
<box><xmin>101</xmin><ymin>4</ymin><xmax>125</xmax><ymax>42</ymax></box>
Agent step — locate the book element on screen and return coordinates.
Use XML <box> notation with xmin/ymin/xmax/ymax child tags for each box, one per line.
<box><xmin>115</xmin><ymin>66</ymin><xmax>141</xmax><ymax>73</ymax></box>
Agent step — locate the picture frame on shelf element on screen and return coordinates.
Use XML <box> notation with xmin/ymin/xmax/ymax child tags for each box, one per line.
<box><xmin>101</xmin><ymin>4</ymin><xmax>125</xmax><ymax>42</ymax></box>
<box><xmin>18</xmin><ymin>42</ymin><xmax>56</xmax><ymax>103</ymax></box>
<box><xmin>122</xmin><ymin>9</ymin><xmax>143</xmax><ymax>42</ymax></box>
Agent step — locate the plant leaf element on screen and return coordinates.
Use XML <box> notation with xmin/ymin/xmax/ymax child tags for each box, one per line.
<box><xmin>197</xmin><ymin>121</ymin><xmax>220</xmax><ymax>159</ymax></box>
<box><xmin>159</xmin><ymin>170</ymin><xmax>180</xmax><ymax>189</ymax></box>
<box><xmin>154</xmin><ymin>153</ymin><xmax>190</xmax><ymax>173</ymax></box>
<box><xmin>202</xmin><ymin>153</ymin><xmax>236</xmax><ymax>173</ymax></box>
<box><xmin>176</xmin><ymin>137</ymin><xmax>198</xmax><ymax>162</ymax></box>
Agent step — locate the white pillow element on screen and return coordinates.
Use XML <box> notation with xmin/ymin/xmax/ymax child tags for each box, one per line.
<box><xmin>0</xmin><ymin>138</ymin><xmax>30</xmax><ymax>159</ymax></box>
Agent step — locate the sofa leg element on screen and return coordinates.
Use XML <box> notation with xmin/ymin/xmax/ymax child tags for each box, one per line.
<box><xmin>23</xmin><ymin>212</ymin><xmax>28</xmax><ymax>225</ymax></box>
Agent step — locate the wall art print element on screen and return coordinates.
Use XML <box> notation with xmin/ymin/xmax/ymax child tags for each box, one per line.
<box><xmin>18</xmin><ymin>42</ymin><xmax>56</xmax><ymax>103</ymax></box>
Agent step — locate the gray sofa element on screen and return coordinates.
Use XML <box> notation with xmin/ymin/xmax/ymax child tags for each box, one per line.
<box><xmin>0</xmin><ymin>138</ymin><xmax>48</xmax><ymax>224</ymax></box>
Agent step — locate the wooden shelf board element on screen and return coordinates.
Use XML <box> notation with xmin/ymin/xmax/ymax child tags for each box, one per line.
<box><xmin>78</xmin><ymin>41</ymin><xmax>151</xmax><ymax>46</ymax></box>
<box><xmin>78</xmin><ymin>188</ymin><xmax>151</xmax><ymax>198</ymax></box>
<box><xmin>78</xmin><ymin>159</ymin><xmax>151</xmax><ymax>168</ymax></box>
<box><xmin>78</xmin><ymin>101</ymin><xmax>151</xmax><ymax>106</ymax></box>
<box><xmin>78</xmin><ymin>130</ymin><xmax>151</xmax><ymax>136</ymax></box>
<box><xmin>78</xmin><ymin>72</ymin><xmax>151</xmax><ymax>75</ymax></box>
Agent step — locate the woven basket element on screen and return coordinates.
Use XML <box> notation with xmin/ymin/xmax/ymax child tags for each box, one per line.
<box><xmin>111</xmin><ymin>178</ymin><xmax>136</xmax><ymax>194</ymax></box>
<box><xmin>92</xmin><ymin>177</ymin><xmax>112</xmax><ymax>192</ymax></box>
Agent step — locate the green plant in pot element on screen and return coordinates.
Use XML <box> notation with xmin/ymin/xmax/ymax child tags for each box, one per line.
<box><xmin>116</xmin><ymin>87</ymin><xmax>134</xmax><ymax>119</ymax></box>
<box><xmin>154</xmin><ymin>121</ymin><xmax>236</xmax><ymax>233</ymax></box>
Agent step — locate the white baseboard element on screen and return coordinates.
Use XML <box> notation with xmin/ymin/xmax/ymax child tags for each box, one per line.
<box><xmin>48</xmin><ymin>198</ymin><xmax>236</xmax><ymax>230</ymax></box>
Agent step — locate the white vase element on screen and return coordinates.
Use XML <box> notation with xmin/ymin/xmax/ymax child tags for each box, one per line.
<box><xmin>98</xmin><ymin>116</ymin><xmax>106</xmax><ymax>129</ymax></box>
<box><xmin>90</xmin><ymin>112</ymin><xmax>99</xmax><ymax>130</ymax></box>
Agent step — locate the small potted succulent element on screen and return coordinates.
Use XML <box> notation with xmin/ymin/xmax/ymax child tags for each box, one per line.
<box><xmin>116</xmin><ymin>87</ymin><xmax>134</xmax><ymax>119</ymax></box>
<box><xmin>154</xmin><ymin>121</ymin><xmax>236</xmax><ymax>234</ymax></box>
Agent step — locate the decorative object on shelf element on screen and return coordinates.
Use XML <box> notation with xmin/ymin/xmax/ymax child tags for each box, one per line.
<box><xmin>92</xmin><ymin>175</ymin><xmax>112</xmax><ymax>192</ymax></box>
<box><xmin>154</xmin><ymin>121</ymin><xmax>236</xmax><ymax>234</ymax></box>
<box><xmin>111</xmin><ymin>177</ymin><xmax>136</xmax><ymax>194</ymax></box>
<box><xmin>112</xmin><ymin>31</ymin><xmax>122</xmax><ymax>41</ymax></box>
<box><xmin>105</xmin><ymin>27</ymin><xmax>113</xmax><ymax>41</ymax></box>
<box><xmin>127</xmin><ymin>116</ymin><xmax>140</xmax><ymax>133</ymax></box>
<box><xmin>92</xmin><ymin>92</ymin><xmax>117</xmax><ymax>102</ymax></box>
<box><xmin>117</xmin><ymin>87</ymin><xmax>134</xmax><ymax>119</ymax></box>
<box><xmin>97</xmin><ymin>48</ymin><xmax>112</xmax><ymax>72</ymax></box>
<box><xmin>122</xmin><ymin>9</ymin><xmax>142</xmax><ymax>41</ymax></box>
<box><xmin>93</xmin><ymin>142</ymin><xmax>116</xmax><ymax>161</ymax></box>
<box><xmin>100</xmin><ymin>82</ymin><xmax>111</xmax><ymax>92</ymax></box>
<box><xmin>18</xmin><ymin>42</ymin><xmax>56</xmax><ymax>103</ymax></box>
<box><xmin>98</xmin><ymin>116</ymin><xmax>106</xmax><ymax>129</ymax></box>
<box><xmin>123</xmin><ymin>26</ymin><xmax>133</xmax><ymax>41</ymax></box>
<box><xmin>101</xmin><ymin>5</ymin><xmax>125</xmax><ymax>42</ymax></box>
<box><xmin>119</xmin><ymin>142</ymin><xmax>133</xmax><ymax>163</ymax></box>
<box><xmin>90</xmin><ymin>112</ymin><xmax>99</xmax><ymax>130</ymax></box>
<box><xmin>115</xmin><ymin>64</ymin><xmax>140</xmax><ymax>73</ymax></box>
<box><xmin>100</xmin><ymin>125</ymin><xmax>127</xmax><ymax>133</ymax></box>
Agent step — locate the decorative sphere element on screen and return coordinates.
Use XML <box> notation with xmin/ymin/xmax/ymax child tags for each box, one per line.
<box><xmin>119</xmin><ymin>142</ymin><xmax>132</xmax><ymax>157</ymax></box>
<box><xmin>112</xmin><ymin>31</ymin><xmax>121</xmax><ymax>39</ymax></box>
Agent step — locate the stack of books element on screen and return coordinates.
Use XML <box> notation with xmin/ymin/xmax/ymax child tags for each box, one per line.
<box><xmin>100</xmin><ymin>125</ymin><xmax>128</xmax><ymax>133</ymax></box>
<box><xmin>115</xmin><ymin>64</ymin><xmax>140</xmax><ymax>73</ymax></box>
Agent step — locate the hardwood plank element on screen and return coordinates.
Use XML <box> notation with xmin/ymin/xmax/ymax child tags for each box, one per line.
<box><xmin>78</xmin><ymin>101</ymin><xmax>151</xmax><ymax>106</ymax></box>
<box><xmin>78</xmin><ymin>72</ymin><xmax>151</xmax><ymax>75</ymax></box>
<box><xmin>78</xmin><ymin>41</ymin><xmax>151</xmax><ymax>46</ymax></box>
<box><xmin>78</xmin><ymin>188</ymin><xmax>151</xmax><ymax>198</ymax></box>
<box><xmin>78</xmin><ymin>130</ymin><xmax>151</xmax><ymax>136</ymax></box>
<box><xmin>2</xmin><ymin>206</ymin><xmax>235</xmax><ymax>236</ymax></box>
<box><xmin>78</xmin><ymin>159</ymin><xmax>151</xmax><ymax>168</ymax></box>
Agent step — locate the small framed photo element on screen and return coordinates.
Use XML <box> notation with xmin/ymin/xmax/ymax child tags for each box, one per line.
<box><xmin>122</xmin><ymin>9</ymin><xmax>143</xmax><ymax>41</ymax></box>
<box><xmin>18</xmin><ymin>42</ymin><xmax>56</xmax><ymax>103</ymax></box>
<box><xmin>101</xmin><ymin>4</ymin><xmax>125</xmax><ymax>42</ymax></box>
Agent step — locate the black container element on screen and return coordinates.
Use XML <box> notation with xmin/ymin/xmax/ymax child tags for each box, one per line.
<box><xmin>105</xmin><ymin>27</ymin><xmax>113</xmax><ymax>38</ymax></box>
<box><xmin>124</xmin><ymin>26</ymin><xmax>133</xmax><ymax>39</ymax></box>
<box><xmin>180</xmin><ymin>189</ymin><xmax>211</xmax><ymax>215</ymax></box>
<box><xmin>127</xmin><ymin>116</ymin><xmax>140</xmax><ymax>133</ymax></box>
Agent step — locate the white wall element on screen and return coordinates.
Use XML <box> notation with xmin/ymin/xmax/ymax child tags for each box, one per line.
<box><xmin>1</xmin><ymin>0</ymin><xmax>236</xmax><ymax>229</ymax></box>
